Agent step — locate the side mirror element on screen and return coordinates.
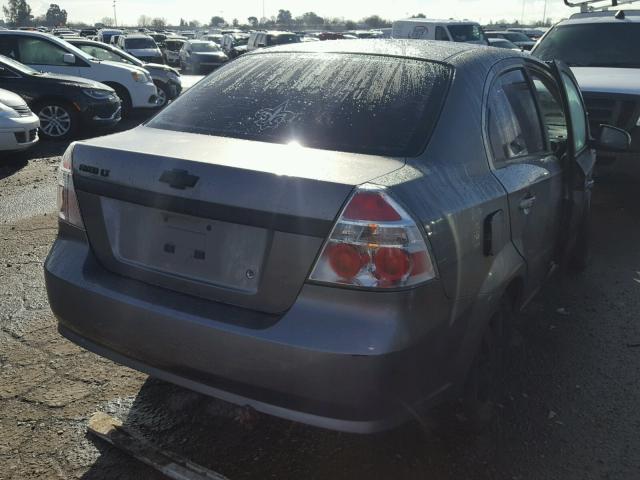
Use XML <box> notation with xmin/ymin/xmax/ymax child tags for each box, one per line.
<box><xmin>63</xmin><ymin>53</ymin><xmax>76</xmax><ymax>64</ymax></box>
<box><xmin>593</xmin><ymin>124</ymin><xmax>631</xmax><ymax>152</ymax></box>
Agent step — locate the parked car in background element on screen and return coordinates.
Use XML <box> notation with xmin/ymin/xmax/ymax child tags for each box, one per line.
<box><xmin>0</xmin><ymin>54</ymin><xmax>120</xmax><ymax>139</ymax></box>
<box><xmin>508</xmin><ymin>27</ymin><xmax>546</xmax><ymax>40</ymax></box>
<box><xmin>45</xmin><ymin>40</ymin><xmax>629</xmax><ymax>434</ymax></box>
<box><xmin>487</xmin><ymin>37</ymin><xmax>522</xmax><ymax>50</ymax></box>
<box><xmin>117</xmin><ymin>34</ymin><xmax>164</xmax><ymax>64</ymax></box>
<box><xmin>392</xmin><ymin>19</ymin><xmax>488</xmax><ymax>44</ymax></box>
<box><xmin>97</xmin><ymin>29</ymin><xmax>123</xmax><ymax>44</ymax></box>
<box><xmin>485</xmin><ymin>31</ymin><xmax>536</xmax><ymax>50</ymax></box>
<box><xmin>67</xmin><ymin>38</ymin><xmax>181</xmax><ymax>108</ymax></box>
<box><xmin>532</xmin><ymin>9</ymin><xmax>640</xmax><ymax>174</ymax></box>
<box><xmin>80</xmin><ymin>29</ymin><xmax>97</xmax><ymax>38</ymax></box>
<box><xmin>109</xmin><ymin>34</ymin><xmax>122</xmax><ymax>47</ymax></box>
<box><xmin>164</xmin><ymin>38</ymin><xmax>186</xmax><ymax>66</ymax></box>
<box><xmin>0</xmin><ymin>87</ymin><xmax>38</xmax><ymax>152</ymax></box>
<box><xmin>202</xmin><ymin>34</ymin><xmax>223</xmax><ymax>45</ymax></box>
<box><xmin>0</xmin><ymin>31</ymin><xmax>158</xmax><ymax>116</ymax></box>
<box><xmin>246</xmin><ymin>31</ymin><xmax>300</xmax><ymax>51</ymax></box>
<box><xmin>220</xmin><ymin>33</ymin><xmax>250</xmax><ymax>59</ymax></box>
<box><xmin>179</xmin><ymin>40</ymin><xmax>228</xmax><ymax>73</ymax></box>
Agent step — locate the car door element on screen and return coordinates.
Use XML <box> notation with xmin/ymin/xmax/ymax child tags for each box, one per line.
<box><xmin>486</xmin><ymin>66</ymin><xmax>564</xmax><ymax>299</ymax></box>
<box><xmin>15</xmin><ymin>36</ymin><xmax>81</xmax><ymax>76</ymax></box>
<box><xmin>547</xmin><ymin>61</ymin><xmax>596</xmax><ymax>247</ymax></box>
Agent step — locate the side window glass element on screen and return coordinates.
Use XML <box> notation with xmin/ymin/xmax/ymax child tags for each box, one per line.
<box><xmin>18</xmin><ymin>38</ymin><xmax>68</xmax><ymax>66</ymax></box>
<box><xmin>487</xmin><ymin>69</ymin><xmax>545</xmax><ymax>168</ymax></box>
<box><xmin>0</xmin><ymin>36</ymin><xmax>19</xmax><ymax>60</ymax></box>
<box><xmin>529</xmin><ymin>71</ymin><xmax>568</xmax><ymax>146</ymax></box>
<box><xmin>560</xmin><ymin>72</ymin><xmax>588</xmax><ymax>152</ymax></box>
<box><xmin>435</xmin><ymin>27</ymin><xmax>449</xmax><ymax>41</ymax></box>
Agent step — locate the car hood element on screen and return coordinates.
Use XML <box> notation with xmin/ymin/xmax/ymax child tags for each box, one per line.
<box><xmin>144</xmin><ymin>63</ymin><xmax>178</xmax><ymax>74</ymax></box>
<box><xmin>0</xmin><ymin>88</ymin><xmax>27</xmax><ymax>108</ymax></box>
<box><xmin>234</xmin><ymin>45</ymin><xmax>248</xmax><ymax>52</ymax></box>
<box><xmin>99</xmin><ymin>60</ymin><xmax>151</xmax><ymax>76</ymax></box>
<box><xmin>572</xmin><ymin>67</ymin><xmax>640</xmax><ymax>95</ymax></box>
<box><xmin>126</xmin><ymin>48</ymin><xmax>161</xmax><ymax>56</ymax></box>
<box><xmin>38</xmin><ymin>72</ymin><xmax>110</xmax><ymax>90</ymax></box>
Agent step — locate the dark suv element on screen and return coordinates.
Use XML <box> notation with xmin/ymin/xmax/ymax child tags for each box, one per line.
<box><xmin>45</xmin><ymin>40</ymin><xmax>627</xmax><ymax>433</ymax></box>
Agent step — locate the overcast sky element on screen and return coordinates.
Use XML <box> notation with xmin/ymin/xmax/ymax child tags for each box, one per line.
<box><xmin>12</xmin><ymin>0</ymin><xmax>577</xmax><ymax>26</ymax></box>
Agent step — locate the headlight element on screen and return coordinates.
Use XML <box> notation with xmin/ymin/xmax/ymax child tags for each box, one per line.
<box><xmin>636</xmin><ymin>116</ymin><xmax>640</xmax><ymax>127</ymax></box>
<box><xmin>131</xmin><ymin>71</ymin><xmax>151</xmax><ymax>83</ymax></box>
<box><xmin>83</xmin><ymin>89</ymin><xmax>114</xmax><ymax>100</ymax></box>
<box><xmin>0</xmin><ymin>103</ymin><xmax>19</xmax><ymax>119</ymax></box>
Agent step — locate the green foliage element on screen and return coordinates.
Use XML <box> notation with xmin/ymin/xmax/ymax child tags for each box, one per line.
<box><xmin>210</xmin><ymin>15</ymin><xmax>225</xmax><ymax>27</ymax></box>
<box><xmin>45</xmin><ymin>3</ymin><xmax>67</xmax><ymax>26</ymax></box>
<box><xmin>3</xmin><ymin>0</ymin><xmax>33</xmax><ymax>27</ymax></box>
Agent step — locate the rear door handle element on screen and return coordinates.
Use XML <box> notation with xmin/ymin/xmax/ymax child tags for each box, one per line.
<box><xmin>519</xmin><ymin>195</ymin><xmax>537</xmax><ymax>213</ymax></box>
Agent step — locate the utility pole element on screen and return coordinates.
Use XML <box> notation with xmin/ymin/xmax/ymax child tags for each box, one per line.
<box><xmin>543</xmin><ymin>0</ymin><xmax>548</xmax><ymax>24</ymax></box>
<box><xmin>113</xmin><ymin>0</ymin><xmax>117</xmax><ymax>27</ymax></box>
<box><xmin>521</xmin><ymin>0</ymin><xmax>526</xmax><ymax>24</ymax></box>
<box><xmin>262</xmin><ymin>0</ymin><xmax>265</xmax><ymax>23</ymax></box>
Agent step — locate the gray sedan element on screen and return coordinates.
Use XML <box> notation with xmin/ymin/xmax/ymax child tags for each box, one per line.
<box><xmin>45</xmin><ymin>40</ymin><xmax>627</xmax><ymax>433</ymax></box>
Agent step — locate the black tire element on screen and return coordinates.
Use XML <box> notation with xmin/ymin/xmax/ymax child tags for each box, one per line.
<box><xmin>34</xmin><ymin>100</ymin><xmax>78</xmax><ymax>141</ymax></box>
<box><xmin>110</xmin><ymin>85</ymin><xmax>132</xmax><ymax>118</ymax></box>
<box><xmin>461</xmin><ymin>299</ymin><xmax>512</xmax><ymax>431</ymax></box>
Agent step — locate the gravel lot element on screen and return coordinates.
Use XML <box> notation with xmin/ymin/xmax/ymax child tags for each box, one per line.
<box><xmin>1</xmin><ymin>131</ymin><xmax>639</xmax><ymax>479</ymax></box>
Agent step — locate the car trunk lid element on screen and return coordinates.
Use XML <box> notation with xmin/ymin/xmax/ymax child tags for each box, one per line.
<box><xmin>72</xmin><ymin>126</ymin><xmax>405</xmax><ymax>314</ymax></box>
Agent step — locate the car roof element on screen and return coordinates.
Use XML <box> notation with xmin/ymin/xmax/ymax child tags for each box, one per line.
<box><xmin>124</xmin><ymin>34</ymin><xmax>153</xmax><ymax>39</ymax></box>
<box><xmin>562</xmin><ymin>10</ymin><xmax>640</xmax><ymax>24</ymax></box>
<box><xmin>250</xmin><ymin>39</ymin><xmax>522</xmax><ymax>66</ymax></box>
<box><xmin>394</xmin><ymin>18</ymin><xmax>480</xmax><ymax>25</ymax></box>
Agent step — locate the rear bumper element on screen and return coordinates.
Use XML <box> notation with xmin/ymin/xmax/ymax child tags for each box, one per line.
<box><xmin>45</xmin><ymin>232</ymin><xmax>454</xmax><ymax>433</ymax></box>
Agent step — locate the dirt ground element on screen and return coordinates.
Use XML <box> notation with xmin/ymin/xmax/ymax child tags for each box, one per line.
<box><xmin>1</xmin><ymin>144</ymin><xmax>639</xmax><ymax>479</ymax></box>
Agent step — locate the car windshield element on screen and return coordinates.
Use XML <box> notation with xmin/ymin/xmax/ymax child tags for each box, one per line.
<box><xmin>233</xmin><ymin>36</ymin><xmax>249</xmax><ymax>46</ymax></box>
<box><xmin>447</xmin><ymin>24</ymin><xmax>486</xmax><ymax>42</ymax></box>
<box><xmin>148</xmin><ymin>53</ymin><xmax>452</xmax><ymax>156</ymax></box>
<box><xmin>125</xmin><ymin>38</ymin><xmax>157</xmax><ymax>49</ymax></box>
<box><xmin>268</xmin><ymin>34</ymin><xmax>300</xmax><ymax>45</ymax></box>
<box><xmin>191</xmin><ymin>42</ymin><xmax>221</xmax><ymax>52</ymax></box>
<box><xmin>533</xmin><ymin>23</ymin><xmax>640</xmax><ymax>68</ymax></box>
<box><xmin>0</xmin><ymin>54</ymin><xmax>39</xmax><ymax>74</ymax></box>
<box><xmin>166</xmin><ymin>41</ymin><xmax>185</xmax><ymax>51</ymax></box>
<box><xmin>492</xmin><ymin>39</ymin><xmax>517</xmax><ymax>48</ymax></box>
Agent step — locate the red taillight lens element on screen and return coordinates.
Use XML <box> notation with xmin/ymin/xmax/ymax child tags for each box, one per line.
<box><xmin>374</xmin><ymin>247</ymin><xmax>410</xmax><ymax>282</ymax></box>
<box><xmin>327</xmin><ymin>243</ymin><xmax>366</xmax><ymax>280</ymax></box>
<box><xmin>309</xmin><ymin>184</ymin><xmax>436</xmax><ymax>289</ymax></box>
<box><xmin>343</xmin><ymin>191</ymin><xmax>401</xmax><ymax>221</ymax></box>
<box><xmin>58</xmin><ymin>143</ymin><xmax>84</xmax><ymax>230</ymax></box>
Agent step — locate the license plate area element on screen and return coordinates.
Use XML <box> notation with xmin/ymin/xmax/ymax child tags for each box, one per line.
<box><xmin>101</xmin><ymin>197</ymin><xmax>268</xmax><ymax>293</ymax></box>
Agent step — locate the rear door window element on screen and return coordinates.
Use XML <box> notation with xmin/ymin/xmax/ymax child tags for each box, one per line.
<box><xmin>560</xmin><ymin>72</ymin><xmax>588</xmax><ymax>152</ymax></box>
<box><xmin>17</xmin><ymin>37</ymin><xmax>69</xmax><ymax>66</ymax></box>
<box><xmin>148</xmin><ymin>53</ymin><xmax>453</xmax><ymax>156</ymax></box>
<box><xmin>487</xmin><ymin>69</ymin><xmax>545</xmax><ymax>167</ymax></box>
<box><xmin>528</xmin><ymin>70</ymin><xmax>568</xmax><ymax>145</ymax></box>
<box><xmin>435</xmin><ymin>27</ymin><xmax>450</xmax><ymax>41</ymax></box>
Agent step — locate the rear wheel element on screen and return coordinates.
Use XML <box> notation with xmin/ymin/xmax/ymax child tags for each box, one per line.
<box><xmin>35</xmin><ymin>101</ymin><xmax>77</xmax><ymax>140</ymax></box>
<box><xmin>461</xmin><ymin>299</ymin><xmax>512</xmax><ymax>430</ymax></box>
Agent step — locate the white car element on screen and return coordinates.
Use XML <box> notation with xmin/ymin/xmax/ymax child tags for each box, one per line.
<box><xmin>392</xmin><ymin>18</ymin><xmax>488</xmax><ymax>44</ymax></box>
<box><xmin>0</xmin><ymin>88</ymin><xmax>39</xmax><ymax>153</ymax></box>
<box><xmin>116</xmin><ymin>34</ymin><xmax>164</xmax><ymax>64</ymax></box>
<box><xmin>0</xmin><ymin>30</ymin><xmax>158</xmax><ymax>116</ymax></box>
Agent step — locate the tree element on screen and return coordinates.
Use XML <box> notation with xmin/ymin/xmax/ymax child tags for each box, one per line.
<box><xmin>179</xmin><ymin>18</ymin><xmax>186</xmax><ymax>27</ymax></box>
<box><xmin>299</xmin><ymin>11</ymin><xmax>323</xmax><ymax>27</ymax></box>
<box><xmin>411</xmin><ymin>13</ymin><xmax>426</xmax><ymax>18</ymax></box>
<box><xmin>45</xmin><ymin>3</ymin><xmax>67</xmax><ymax>27</ymax></box>
<box><xmin>247</xmin><ymin>16</ymin><xmax>258</xmax><ymax>27</ymax></box>
<box><xmin>3</xmin><ymin>0</ymin><xmax>33</xmax><ymax>27</ymax></box>
<box><xmin>188</xmin><ymin>19</ymin><xmax>200</xmax><ymax>28</ymax></box>
<box><xmin>209</xmin><ymin>15</ymin><xmax>225</xmax><ymax>27</ymax></box>
<box><xmin>151</xmin><ymin>17</ymin><xmax>166</xmax><ymax>28</ymax></box>
<box><xmin>344</xmin><ymin>20</ymin><xmax>357</xmax><ymax>30</ymax></box>
<box><xmin>276</xmin><ymin>9</ymin><xmax>292</xmax><ymax>26</ymax></box>
<box><xmin>100</xmin><ymin>16</ymin><xmax>114</xmax><ymax>26</ymax></box>
<box><xmin>138</xmin><ymin>14</ymin><xmax>151</xmax><ymax>26</ymax></box>
<box><xmin>232</xmin><ymin>18</ymin><xmax>239</xmax><ymax>27</ymax></box>
<box><xmin>362</xmin><ymin>15</ymin><xmax>389</xmax><ymax>29</ymax></box>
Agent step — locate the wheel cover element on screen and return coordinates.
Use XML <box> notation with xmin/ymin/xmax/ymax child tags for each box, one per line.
<box><xmin>156</xmin><ymin>87</ymin><xmax>167</xmax><ymax>107</ymax></box>
<box><xmin>38</xmin><ymin>105</ymin><xmax>71</xmax><ymax>137</ymax></box>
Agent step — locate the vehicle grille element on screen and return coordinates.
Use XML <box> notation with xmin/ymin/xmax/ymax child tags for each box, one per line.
<box><xmin>583</xmin><ymin>94</ymin><xmax>639</xmax><ymax>133</ymax></box>
<box><xmin>14</xmin><ymin>129</ymin><xmax>37</xmax><ymax>144</ymax></box>
<box><xmin>12</xmin><ymin>104</ymin><xmax>33</xmax><ymax>117</ymax></box>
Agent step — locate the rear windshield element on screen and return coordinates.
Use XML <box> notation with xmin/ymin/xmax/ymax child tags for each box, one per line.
<box><xmin>125</xmin><ymin>38</ymin><xmax>156</xmax><ymax>49</ymax></box>
<box><xmin>447</xmin><ymin>24</ymin><xmax>486</xmax><ymax>42</ymax></box>
<box><xmin>192</xmin><ymin>42</ymin><xmax>221</xmax><ymax>52</ymax></box>
<box><xmin>268</xmin><ymin>34</ymin><xmax>300</xmax><ymax>45</ymax></box>
<box><xmin>148</xmin><ymin>53</ymin><xmax>452</xmax><ymax>156</ymax></box>
<box><xmin>533</xmin><ymin>23</ymin><xmax>640</xmax><ymax>68</ymax></box>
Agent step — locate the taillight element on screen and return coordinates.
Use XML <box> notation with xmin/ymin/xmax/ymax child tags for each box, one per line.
<box><xmin>309</xmin><ymin>184</ymin><xmax>436</xmax><ymax>289</ymax></box>
<box><xmin>57</xmin><ymin>143</ymin><xmax>84</xmax><ymax>229</ymax></box>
